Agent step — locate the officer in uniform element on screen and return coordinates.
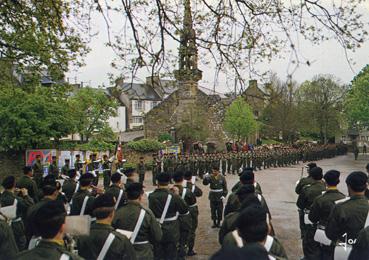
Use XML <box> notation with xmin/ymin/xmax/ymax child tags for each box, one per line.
<box><xmin>105</xmin><ymin>172</ymin><xmax>127</xmax><ymax>209</ymax></box>
<box><xmin>203</xmin><ymin>166</ymin><xmax>228</xmax><ymax>228</ymax></box>
<box><xmin>296</xmin><ymin>167</ymin><xmax>326</xmax><ymax>260</ymax></box>
<box><xmin>148</xmin><ymin>172</ymin><xmax>189</xmax><ymax>260</ymax></box>
<box><xmin>113</xmin><ymin>182</ymin><xmax>162</xmax><ymax>259</ymax></box>
<box><xmin>62</xmin><ymin>169</ymin><xmax>78</xmax><ymax>203</ymax></box>
<box><xmin>102</xmin><ymin>154</ymin><xmax>112</xmax><ymax>189</ymax></box>
<box><xmin>61</xmin><ymin>158</ymin><xmax>70</xmax><ymax>177</ymax></box>
<box><xmin>1</xmin><ymin>176</ymin><xmax>34</xmax><ymax>251</ymax></box>
<box><xmin>183</xmin><ymin>170</ymin><xmax>202</xmax><ymax>256</ymax></box>
<box><xmin>17</xmin><ymin>166</ymin><xmax>39</xmax><ymax>203</ymax></box>
<box><xmin>32</xmin><ymin>155</ymin><xmax>44</xmax><ymax>189</ymax></box>
<box><xmin>48</xmin><ymin>156</ymin><xmax>59</xmax><ymax>179</ymax></box>
<box><xmin>152</xmin><ymin>154</ymin><xmax>160</xmax><ymax>186</ymax></box>
<box><xmin>326</xmin><ymin>171</ymin><xmax>369</xmax><ymax>256</ymax></box>
<box><xmin>15</xmin><ymin>200</ymin><xmax>82</xmax><ymax>260</ymax></box>
<box><xmin>295</xmin><ymin>162</ymin><xmax>317</xmax><ymax>239</ymax></box>
<box><xmin>69</xmin><ymin>173</ymin><xmax>96</xmax><ymax>217</ymax></box>
<box><xmin>77</xmin><ymin>193</ymin><xmax>137</xmax><ymax>259</ymax></box>
<box><xmin>125</xmin><ymin>168</ymin><xmax>137</xmax><ymax>189</ymax></box>
<box><xmin>308</xmin><ymin>170</ymin><xmax>345</xmax><ymax>259</ymax></box>
<box><xmin>74</xmin><ymin>154</ymin><xmax>83</xmax><ymax>172</ymax></box>
<box><xmin>137</xmin><ymin>157</ymin><xmax>146</xmax><ymax>185</ymax></box>
<box><xmin>0</xmin><ymin>216</ymin><xmax>19</xmax><ymax>259</ymax></box>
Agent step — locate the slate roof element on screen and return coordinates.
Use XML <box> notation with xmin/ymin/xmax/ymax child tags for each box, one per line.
<box><xmin>119</xmin><ymin>82</ymin><xmax>162</xmax><ymax>101</ymax></box>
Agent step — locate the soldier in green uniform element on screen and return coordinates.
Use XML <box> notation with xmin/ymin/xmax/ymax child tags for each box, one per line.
<box><xmin>183</xmin><ymin>170</ymin><xmax>202</xmax><ymax>256</ymax></box>
<box><xmin>77</xmin><ymin>193</ymin><xmax>137</xmax><ymax>260</ymax></box>
<box><xmin>105</xmin><ymin>172</ymin><xmax>127</xmax><ymax>209</ymax></box>
<box><xmin>148</xmin><ymin>172</ymin><xmax>189</xmax><ymax>260</ymax></box>
<box><xmin>60</xmin><ymin>158</ymin><xmax>70</xmax><ymax>177</ymax></box>
<box><xmin>152</xmin><ymin>154</ymin><xmax>160</xmax><ymax>186</ymax></box>
<box><xmin>32</xmin><ymin>154</ymin><xmax>44</xmax><ymax>189</ymax></box>
<box><xmin>62</xmin><ymin>169</ymin><xmax>78</xmax><ymax>203</ymax></box>
<box><xmin>74</xmin><ymin>154</ymin><xmax>83</xmax><ymax>173</ymax></box>
<box><xmin>0</xmin><ymin>217</ymin><xmax>19</xmax><ymax>259</ymax></box>
<box><xmin>349</xmin><ymin>226</ymin><xmax>369</xmax><ymax>260</ymax></box>
<box><xmin>91</xmin><ymin>153</ymin><xmax>100</xmax><ymax>186</ymax></box>
<box><xmin>15</xmin><ymin>200</ymin><xmax>82</xmax><ymax>260</ymax></box>
<box><xmin>221</xmin><ymin>204</ymin><xmax>288</xmax><ymax>259</ymax></box>
<box><xmin>137</xmin><ymin>157</ymin><xmax>146</xmax><ymax>185</ymax></box>
<box><xmin>124</xmin><ymin>168</ymin><xmax>137</xmax><ymax>189</ymax></box>
<box><xmin>296</xmin><ymin>167</ymin><xmax>326</xmax><ymax>260</ymax></box>
<box><xmin>231</xmin><ymin>152</ymin><xmax>238</xmax><ymax>175</ymax></box>
<box><xmin>203</xmin><ymin>166</ymin><xmax>228</xmax><ymax>228</ymax></box>
<box><xmin>17</xmin><ymin>166</ymin><xmax>39</xmax><ymax>203</ymax></box>
<box><xmin>326</xmin><ymin>171</ymin><xmax>369</xmax><ymax>258</ymax></box>
<box><xmin>198</xmin><ymin>155</ymin><xmax>205</xmax><ymax>179</ymax></box>
<box><xmin>308</xmin><ymin>170</ymin><xmax>345</xmax><ymax>259</ymax></box>
<box><xmin>221</xmin><ymin>153</ymin><xmax>227</xmax><ymax>176</ymax></box>
<box><xmin>69</xmin><ymin>173</ymin><xmax>96</xmax><ymax>217</ymax></box>
<box><xmin>113</xmin><ymin>182</ymin><xmax>162</xmax><ymax>260</ymax></box>
<box><xmin>1</xmin><ymin>176</ymin><xmax>34</xmax><ymax>251</ymax></box>
<box><xmin>295</xmin><ymin>162</ymin><xmax>317</xmax><ymax>239</ymax></box>
<box><xmin>48</xmin><ymin>156</ymin><xmax>59</xmax><ymax>179</ymax></box>
<box><xmin>102</xmin><ymin>154</ymin><xmax>111</xmax><ymax>189</ymax></box>
<box><xmin>172</xmin><ymin>171</ymin><xmax>194</xmax><ymax>258</ymax></box>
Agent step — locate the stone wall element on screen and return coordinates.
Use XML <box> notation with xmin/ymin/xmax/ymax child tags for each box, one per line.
<box><xmin>0</xmin><ymin>151</ymin><xmax>24</xmax><ymax>182</ymax></box>
<box><xmin>144</xmin><ymin>82</ymin><xmax>228</xmax><ymax>150</ymax></box>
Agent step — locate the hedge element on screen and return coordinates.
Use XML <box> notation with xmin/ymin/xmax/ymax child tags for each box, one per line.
<box><xmin>127</xmin><ymin>139</ymin><xmax>165</xmax><ymax>153</ymax></box>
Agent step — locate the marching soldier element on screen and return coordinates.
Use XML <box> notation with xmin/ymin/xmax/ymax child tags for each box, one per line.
<box><xmin>17</xmin><ymin>166</ymin><xmax>39</xmax><ymax>203</ymax></box>
<box><xmin>61</xmin><ymin>158</ymin><xmax>70</xmax><ymax>177</ymax></box>
<box><xmin>77</xmin><ymin>193</ymin><xmax>137</xmax><ymax>260</ymax></box>
<box><xmin>69</xmin><ymin>173</ymin><xmax>97</xmax><ymax>217</ymax></box>
<box><xmin>102</xmin><ymin>154</ymin><xmax>112</xmax><ymax>189</ymax></box>
<box><xmin>62</xmin><ymin>169</ymin><xmax>79</xmax><ymax>203</ymax></box>
<box><xmin>296</xmin><ymin>167</ymin><xmax>326</xmax><ymax>260</ymax></box>
<box><xmin>152</xmin><ymin>154</ymin><xmax>160</xmax><ymax>186</ymax></box>
<box><xmin>15</xmin><ymin>200</ymin><xmax>82</xmax><ymax>260</ymax></box>
<box><xmin>203</xmin><ymin>166</ymin><xmax>228</xmax><ymax>228</ymax></box>
<box><xmin>137</xmin><ymin>157</ymin><xmax>146</xmax><ymax>185</ymax></box>
<box><xmin>32</xmin><ymin>154</ymin><xmax>44</xmax><ymax>188</ymax></box>
<box><xmin>1</xmin><ymin>176</ymin><xmax>34</xmax><ymax>251</ymax></box>
<box><xmin>148</xmin><ymin>172</ymin><xmax>190</xmax><ymax>260</ymax></box>
<box><xmin>183</xmin><ymin>170</ymin><xmax>202</xmax><ymax>256</ymax></box>
<box><xmin>326</xmin><ymin>171</ymin><xmax>369</xmax><ymax>257</ymax></box>
<box><xmin>105</xmin><ymin>172</ymin><xmax>127</xmax><ymax>209</ymax></box>
<box><xmin>308</xmin><ymin>170</ymin><xmax>345</xmax><ymax>259</ymax></box>
<box><xmin>92</xmin><ymin>153</ymin><xmax>100</xmax><ymax>186</ymax></box>
<box><xmin>113</xmin><ymin>182</ymin><xmax>162</xmax><ymax>259</ymax></box>
<box><xmin>48</xmin><ymin>156</ymin><xmax>59</xmax><ymax>179</ymax></box>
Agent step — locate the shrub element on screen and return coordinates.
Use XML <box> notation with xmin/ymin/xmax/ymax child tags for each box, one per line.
<box><xmin>158</xmin><ymin>133</ymin><xmax>174</xmax><ymax>143</ymax></box>
<box><xmin>127</xmin><ymin>139</ymin><xmax>165</xmax><ymax>152</ymax></box>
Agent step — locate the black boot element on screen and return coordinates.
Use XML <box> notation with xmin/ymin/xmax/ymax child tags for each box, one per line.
<box><xmin>187</xmin><ymin>249</ymin><xmax>197</xmax><ymax>256</ymax></box>
<box><xmin>212</xmin><ymin>220</ymin><xmax>217</xmax><ymax>228</ymax></box>
<box><xmin>216</xmin><ymin>220</ymin><xmax>221</xmax><ymax>227</ymax></box>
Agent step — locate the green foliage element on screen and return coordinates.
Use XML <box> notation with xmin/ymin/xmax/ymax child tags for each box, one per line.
<box><xmin>77</xmin><ymin>140</ymin><xmax>114</xmax><ymax>152</ymax></box>
<box><xmin>296</xmin><ymin>75</ymin><xmax>347</xmax><ymax>144</ymax></box>
<box><xmin>127</xmin><ymin>139</ymin><xmax>165</xmax><ymax>152</ymax></box>
<box><xmin>158</xmin><ymin>133</ymin><xmax>174</xmax><ymax>143</ymax></box>
<box><xmin>0</xmin><ymin>85</ymin><xmax>75</xmax><ymax>150</ymax></box>
<box><xmin>123</xmin><ymin>162</ymin><xmax>136</xmax><ymax>170</ymax></box>
<box><xmin>223</xmin><ymin>97</ymin><xmax>258</xmax><ymax>140</ymax></box>
<box><xmin>345</xmin><ymin>65</ymin><xmax>369</xmax><ymax>127</ymax></box>
<box><xmin>70</xmin><ymin>87</ymin><xmax>118</xmax><ymax>142</ymax></box>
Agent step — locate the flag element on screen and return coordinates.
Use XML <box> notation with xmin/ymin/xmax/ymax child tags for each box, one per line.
<box><xmin>116</xmin><ymin>142</ymin><xmax>123</xmax><ymax>161</ymax></box>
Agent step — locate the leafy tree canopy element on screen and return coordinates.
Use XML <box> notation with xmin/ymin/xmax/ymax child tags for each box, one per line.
<box><xmin>223</xmin><ymin>97</ymin><xmax>258</xmax><ymax>141</ymax></box>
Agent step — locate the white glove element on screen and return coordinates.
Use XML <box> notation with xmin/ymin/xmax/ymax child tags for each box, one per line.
<box><xmin>220</xmin><ymin>196</ymin><xmax>225</xmax><ymax>201</ymax></box>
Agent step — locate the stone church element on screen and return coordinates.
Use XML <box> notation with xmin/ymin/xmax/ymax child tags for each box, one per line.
<box><xmin>144</xmin><ymin>0</ymin><xmax>230</xmax><ymax>150</ymax></box>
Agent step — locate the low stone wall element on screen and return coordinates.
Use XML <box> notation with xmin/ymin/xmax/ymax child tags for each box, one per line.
<box><xmin>0</xmin><ymin>151</ymin><xmax>24</xmax><ymax>182</ymax></box>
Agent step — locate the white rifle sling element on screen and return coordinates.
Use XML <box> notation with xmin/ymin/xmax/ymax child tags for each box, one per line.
<box><xmin>74</xmin><ymin>182</ymin><xmax>80</xmax><ymax>194</ymax></box>
<box><xmin>59</xmin><ymin>253</ymin><xmax>70</xmax><ymax>260</ymax></box>
<box><xmin>114</xmin><ymin>190</ymin><xmax>124</xmax><ymax>210</ymax></box>
<box><xmin>264</xmin><ymin>235</ymin><xmax>274</xmax><ymax>252</ymax></box>
<box><xmin>232</xmin><ymin>230</ymin><xmax>244</xmax><ymax>248</ymax></box>
<box><xmin>191</xmin><ymin>185</ymin><xmax>195</xmax><ymax>193</ymax></box>
<box><xmin>160</xmin><ymin>194</ymin><xmax>172</xmax><ymax>224</ymax></box>
<box><xmin>181</xmin><ymin>188</ymin><xmax>187</xmax><ymax>200</ymax></box>
<box><xmin>130</xmin><ymin>209</ymin><xmax>146</xmax><ymax>244</ymax></box>
<box><xmin>97</xmin><ymin>233</ymin><xmax>115</xmax><ymax>260</ymax></box>
<box><xmin>80</xmin><ymin>196</ymin><xmax>89</xmax><ymax>215</ymax></box>
<box><xmin>257</xmin><ymin>194</ymin><xmax>262</xmax><ymax>202</ymax></box>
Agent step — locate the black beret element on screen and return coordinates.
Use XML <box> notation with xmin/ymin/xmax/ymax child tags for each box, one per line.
<box><xmin>111</xmin><ymin>172</ymin><xmax>122</xmax><ymax>183</ymax></box>
<box><xmin>79</xmin><ymin>173</ymin><xmax>94</xmax><ymax>186</ymax></box>
<box><xmin>310</xmin><ymin>167</ymin><xmax>323</xmax><ymax>180</ymax></box>
<box><xmin>172</xmin><ymin>171</ymin><xmax>184</xmax><ymax>182</ymax></box>
<box><xmin>2</xmin><ymin>176</ymin><xmax>15</xmax><ymax>189</ymax></box>
<box><xmin>92</xmin><ymin>193</ymin><xmax>115</xmax><ymax>211</ymax></box>
<box><xmin>35</xmin><ymin>200</ymin><xmax>66</xmax><ymax>220</ymax></box>
<box><xmin>68</xmin><ymin>169</ymin><xmax>77</xmax><ymax>178</ymax></box>
<box><xmin>124</xmin><ymin>168</ymin><xmax>136</xmax><ymax>177</ymax></box>
<box><xmin>156</xmin><ymin>172</ymin><xmax>171</xmax><ymax>183</ymax></box>
<box><xmin>184</xmin><ymin>171</ymin><xmax>192</xmax><ymax>179</ymax></box>
<box><xmin>236</xmin><ymin>184</ymin><xmax>255</xmax><ymax>196</ymax></box>
<box><xmin>43</xmin><ymin>175</ymin><xmax>57</xmax><ymax>187</ymax></box>
<box><xmin>346</xmin><ymin>171</ymin><xmax>368</xmax><ymax>192</ymax></box>
<box><xmin>324</xmin><ymin>170</ymin><xmax>340</xmax><ymax>186</ymax></box>
<box><xmin>126</xmin><ymin>182</ymin><xmax>143</xmax><ymax>196</ymax></box>
<box><xmin>306</xmin><ymin>162</ymin><xmax>317</xmax><ymax>169</ymax></box>
<box><xmin>240</xmin><ymin>170</ymin><xmax>254</xmax><ymax>184</ymax></box>
<box><xmin>42</xmin><ymin>185</ymin><xmax>57</xmax><ymax>196</ymax></box>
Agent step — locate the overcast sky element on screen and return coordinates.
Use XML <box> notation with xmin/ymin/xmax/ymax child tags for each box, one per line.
<box><xmin>67</xmin><ymin>2</ymin><xmax>369</xmax><ymax>93</ymax></box>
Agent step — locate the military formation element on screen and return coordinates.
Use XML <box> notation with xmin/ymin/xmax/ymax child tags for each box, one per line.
<box><xmin>2</xmin><ymin>141</ymin><xmax>369</xmax><ymax>260</ymax></box>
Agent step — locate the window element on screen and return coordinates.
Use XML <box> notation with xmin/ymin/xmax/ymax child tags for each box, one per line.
<box><xmin>134</xmin><ymin>100</ymin><xmax>143</xmax><ymax>110</ymax></box>
<box><xmin>133</xmin><ymin>117</ymin><xmax>143</xmax><ymax>124</ymax></box>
